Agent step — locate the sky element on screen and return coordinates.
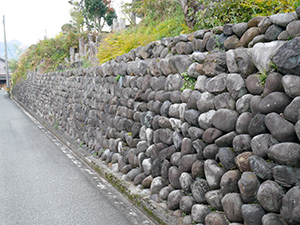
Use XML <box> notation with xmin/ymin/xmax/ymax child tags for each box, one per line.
<box><xmin>0</xmin><ymin>0</ymin><xmax>130</xmax><ymax>47</ymax></box>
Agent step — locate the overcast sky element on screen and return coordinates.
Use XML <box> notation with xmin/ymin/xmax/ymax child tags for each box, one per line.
<box><xmin>0</xmin><ymin>0</ymin><xmax>129</xmax><ymax>46</ymax></box>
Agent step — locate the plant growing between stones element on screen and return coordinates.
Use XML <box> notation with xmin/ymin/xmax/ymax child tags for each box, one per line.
<box><xmin>257</xmin><ymin>71</ymin><xmax>267</xmax><ymax>87</ymax></box>
<box><xmin>180</xmin><ymin>72</ymin><xmax>196</xmax><ymax>91</ymax></box>
<box><xmin>115</xmin><ymin>75</ymin><xmax>122</xmax><ymax>81</ymax></box>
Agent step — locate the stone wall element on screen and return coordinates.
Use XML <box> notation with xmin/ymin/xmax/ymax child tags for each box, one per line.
<box><xmin>13</xmin><ymin>8</ymin><xmax>300</xmax><ymax>225</ymax></box>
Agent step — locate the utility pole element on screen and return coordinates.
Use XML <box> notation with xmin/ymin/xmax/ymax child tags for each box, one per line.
<box><xmin>3</xmin><ymin>15</ymin><xmax>10</xmax><ymax>96</ymax></box>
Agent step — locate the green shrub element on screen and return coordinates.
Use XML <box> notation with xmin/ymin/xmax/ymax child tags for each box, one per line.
<box><xmin>195</xmin><ymin>0</ymin><xmax>300</xmax><ymax>29</ymax></box>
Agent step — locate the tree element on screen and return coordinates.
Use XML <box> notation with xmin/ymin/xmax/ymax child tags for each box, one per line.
<box><xmin>68</xmin><ymin>0</ymin><xmax>117</xmax><ymax>32</ymax></box>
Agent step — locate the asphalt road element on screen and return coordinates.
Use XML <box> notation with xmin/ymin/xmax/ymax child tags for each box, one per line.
<box><xmin>0</xmin><ymin>91</ymin><xmax>154</xmax><ymax>225</ymax></box>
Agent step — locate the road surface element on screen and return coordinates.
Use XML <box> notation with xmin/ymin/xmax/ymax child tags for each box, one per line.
<box><xmin>0</xmin><ymin>91</ymin><xmax>154</xmax><ymax>225</ymax></box>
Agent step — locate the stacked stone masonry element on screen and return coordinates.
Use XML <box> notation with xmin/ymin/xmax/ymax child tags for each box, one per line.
<box><xmin>13</xmin><ymin>8</ymin><xmax>300</xmax><ymax>225</ymax></box>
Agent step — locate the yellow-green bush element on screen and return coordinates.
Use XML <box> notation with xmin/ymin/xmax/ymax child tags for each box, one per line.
<box><xmin>97</xmin><ymin>0</ymin><xmax>190</xmax><ymax>64</ymax></box>
<box><xmin>11</xmin><ymin>32</ymin><xmax>85</xmax><ymax>85</ymax></box>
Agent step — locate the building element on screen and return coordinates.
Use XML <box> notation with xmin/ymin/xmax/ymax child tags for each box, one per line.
<box><xmin>0</xmin><ymin>57</ymin><xmax>9</xmax><ymax>83</ymax></box>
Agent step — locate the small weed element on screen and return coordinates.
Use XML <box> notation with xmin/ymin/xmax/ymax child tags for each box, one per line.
<box><xmin>180</xmin><ymin>72</ymin><xmax>196</xmax><ymax>91</ymax></box>
<box><xmin>53</xmin><ymin>120</ymin><xmax>59</xmax><ymax>130</ymax></box>
<box><xmin>80</xmin><ymin>141</ymin><xmax>84</xmax><ymax>147</ymax></box>
<box><xmin>115</xmin><ymin>75</ymin><xmax>122</xmax><ymax>82</ymax></box>
<box><xmin>257</xmin><ymin>71</ymin><xmax>267</xmax><ymax>87</ymax></box>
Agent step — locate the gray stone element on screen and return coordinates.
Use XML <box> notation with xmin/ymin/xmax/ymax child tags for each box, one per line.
<box><xmin>250</xmin><ymin>41</ymin><xmax>286</xmax><ymax>74</ymax></box>
<box><xmin>236</xmin><ymin>112</ymin><xmax>252</xmax><ymax>134</ymax></box>
<box><xmin>201</xmin><ymin>51</ymin><xmax>227</xmax><ymax>76</ymax></box>
<box><xmin>259</xmin><ymin>92</ymin><xmax>291</xmax><ymax>114</ymax></box>
<box><xmin>205</xmin><ymin>189</ymin><xmax>223</xmax><ymax>211</ymax></box>
<box><xmin>191</xmin><ymin>204</ymin><xmax>212</xmax><ymax>223</ymax></box>
<box><xmin>246</xmin><ymin>74</ymin><xmax>264</xmax><ymax>95</ymax></box>
<box><xmin>194</xmin><ymin>75</ymin><xmax>207</xmax><ymax>92</ymax></box>
<box><xmin>248</xmin><ymin>34</ymin><xmax>265</xmax><ymax>47</ymax></box>
<box><xmin>173</xmin><ymin>132</ymin><xmax>183</xmax><ymax>150</ymax></box>
<box><xmin>205</xmin><ymin>73</ymin><xmax>227</xmax><ymax>94</ymax></box>
<box><xmin>268</xmin><ymin>143</ymin><xmax>300</xmax><ymax>167</ymax></box>
<box><xmin>142</xmin><ymin>175</ymin><xmax>153</xmax><ymax>188</ymax></box>
<box><xmin>257</xmin><ymin>180</ymin><xmax>285</xmax><ymax>213</ymax></box>
<box><xmin>204</xmin><ymin>159</ymin><xmax>225</xmax><ymax>189</ymax></box>
<box><xmin>220</xmin><ymin>170</ymin><xmax>241</xmax><ymax>195</ymax></box>
<box><xmin>191</xmin><ymin>178</ymin><xmax>210</xmax><ymax>203</ymax></box>
<box><xmin>248</xmin><ymin>114</ymin><xmax>267</xmax><ymax>137</ymax></box>
<box><xmin>270</xmin><ymin>12</ymin><xmax>297</xmax><ymax>27</ymax></box>
<box><xmin>203</xmin><ymin>144</ymin><xmax>219</xmax><ymax>159</ymax></box>
<box><xmin>167</xmin><ymin>190</ymin><xmax>183</xmax><ymax>210</ymax></box>
<box><xmin>214</xmin><ymin>92</ymin><xmax>236</xmax><ymax>110</ymax></box>
<box><xmin>273</xmin><ymin>165</ymin><xmax>300</xmax><ymax>187</ymax></box>
<box><xmin>179</xmin><ymin>172</ymin><xmax>193</xmax><ymax>193</ymax></box>
<box><xmin>215</xmin><ymin>131</ymin><xmax>237</xmax><ymax>147</ymax></box>
<box><xmin>181</xmin><ymin>138</ymin><xmax>194</xmax><ymax>156</ymax></box>
<box><xmin>249</xmin><ymin>155</ymin><xmax>274</xmax><ymax>180</ymax></box>
<box><xmin>296</xmin><ymin>121</ymin><xmax>300</xmax><ymax>141</ymax></box>
<box><xmin>284</xmin><ymin>96</ymin><xmax>300</xmax><ymax>123</ymax></box>
<box><xmin>286</xmin><ymin>20</ymin><xmax>300</xmax><ymax>38</ymax></box>
<box><xmin>197</xmin><ymin>92</ymin><xmax>215</xmax><ymax>113</ymax></box>
<box><xmin>218</xmin><ymin>147</ymin><xmax>237</xmax><ymax>170</ymax></box>
<box><xmin>262</xmin><ymin>213</ymin><xmax>287</xmax><ymax>225</ymax></box>
<box><xmin>226</xmin><ymin>73</ymin><xmax>247</xmax><ymax>100</ymax></box>
<box><xmin>193</xmin><ymin>139</ymin><xmax>206</xmax><ymax>159</ymax></box>
<box><xmin>221</xmin><ymin>193</ymin><xmax>243</xmax><ymax>223</ymax></box>
<box><xmin>205</xmin><ymin>212</ymin><xmax>228</xmax><ymax>225</ymax></box>
<box><xmin>232</xmin><ymin>23</ymin><xmax>248</xmax><ymax>37</ymax></box>
<box><xmin>258</xmin><ymin>17</ymin><xmax>272</xmax><ymax>34</ymax></box>
<box><xmin>223</xmin><ymin>24</ymin><xmax>233</xmax><ymax>35</ymax></box>
<box><xmin>240</xmin><ymin>27</ymin><xmax>260</xmax><ymax>47</ymax></box>
<box><xmin>179</xmin><ymin>154</ymin><xmax>197</xmax><ymax>173</ymax></box>
<box><xmin>226</xmin><ymin>49</ymin><xmax>239</xmax><ymax>73</ymax></box>
<box><xmin>188</xmin><ymin>127</ymin><xmax>204</xmax><ymax>141</ymax></box>
<box><xmin>265</xmin><ymin>112</ymin><xmax>296</xmax><ymax>142</ymax></box>
<box><xmin>224</xmin><ymin>35</ymin><xmax>241</xmax><ymax>49</ymax></box>
<box><xmin>297</xmin><ymin>6</ymin><xmax>300</xmax><ymax>18</ymax></box>
<box><xmin>250</xmin><ymin>95</ymin><xmax>263</xmax><ymax>115</ymax></box>
<box><xmin>151</xmin><ymin>158</ymin><xmax>162</xmax><ymax>177</ymax></box>
<box><xmin>281</xmin><ymin>186</ymin><xmax>300</xmax><ymax>224</ymax></box>
<box><xmin>238</xmin><ymin>172</ymin><xmax>260</xmax><ymax>203</ymax></box>
<box><xmin>192</xmin><ymin>52</ymin><xmax>208</xmax><ymax>63</ymax></box>
<box><xmin>282</xmin><ymin>74</ymin><xmax>300</xmax><ymax>98</ymax></box>
<box><xmin>169</xmin><ymin>55</ymin><xmax>193</xmax><ymax>74</ymax></box>
<box><xmin>150</xmin><ymin>176</ymin><xmax>165</xmax><ymax>194</ymax></box>
<box><xmin>191</xmin><ymin>160</ymin><xmax>205</xmax><ymax>179</ymax></box>
<box><xmin>153</xmin><ymin>128</ymin><xmax>174</xmax><ymax>145</ymax></box>
<box><xmin>262</xmin><ymin>72</ymin><xmax>283</xmax><ymax>97</ymax></box>
<box><xmin>202</xmin><ymin>128</ymin><xmax>223</xmax><ymax>144</ymax></box>
<box><xmin>212</xmin><ymin>109</ymin><xmax>239</xmax><ymax>132</ymax></box>
<box><xmin>187</xmin><ymin>90</ymin><xmax>201</xmax><ymax>110</ymax></box>
<box><xmin>233</xmin><ymin>134</ymin><xmax>252</xmax><ymax>153</ymax></box>
<box><xmin>179</xmin><ymin>196</ymin><xmax>196</xmax><ymax>214</ymax></box>
<box><xmin>235</xmin><ymin>151</ymin><xmax>254</xmax><ymax>172</ymax></box>
<box><xmin>158</xmin><ymin>145</ymin><xmax>176</xmax><ymax>161</ymax></box>
<box><xmin>126</xmin><ymin>168</ymin><xmax>142</xmax><ymax>181</ymax></box>
<box><xmin>170</xmin><ymin>91</ymin><xmax>181</xmax><ymax>104</ymax></box>
<box><xmin>265</xmin><ymin>24</ymin><xmax>284</xmax><ymax>41</ymax></box>
<box><xmin>235</xmin><ymin>47</ymin><xmax>257</xmax><ymax>78</ymax></box>
<box><xmin>184</xmin><ymin>109</ymin><xmax>200</xmax><ymax>126</ymax></box>
<box><xmin>236</xmin><ymin>94</ymin><xmax>253</xmax><ymax>114</ymax></box>
<box><xmin>168</xmin><ymin>166</ymin><xmax>181</xmax><ymax>189</ymax></box>
<box><xmin>242</xmin><ymin>204</ymin><xmax>265</xmax><ymax>225</ymax></box>
<box><xmin>180</xmin><ymin>89</ymin><xmax>192</xmax><ymax>103</ymax></box>
<box><xmin>159</xmin><ymin>186</ymin><xmax>173</xmax><ymax>200</ymax></box>
<box><xmin>272</xmin><ymin>37</ymin><xmax>300</xmax><ymax>76</ymax></box>
<box><xmin>170</xmin><ymin>152</ymin><xmax>181</xmax><ymax>167</ymax></box>
<box><xmin>198</xmin><ymin>110</ymin><xmax>216</xmax><ymax>130</ymax></box>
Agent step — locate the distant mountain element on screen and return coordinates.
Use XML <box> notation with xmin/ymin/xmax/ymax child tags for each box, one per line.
<box><xmin>0</xmin><ymin>40</ymin><xmax>27</xmax><ymax>60</ymax></box>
